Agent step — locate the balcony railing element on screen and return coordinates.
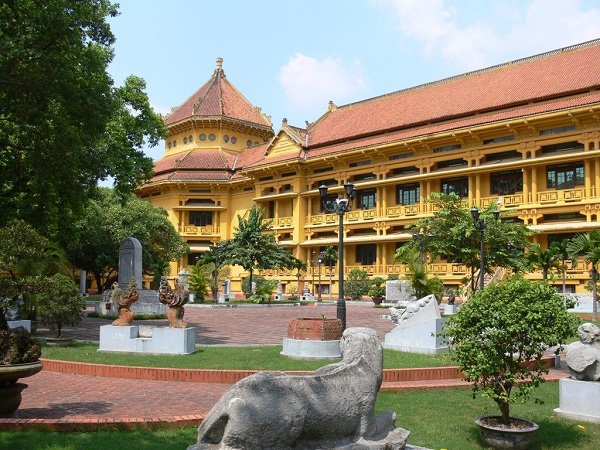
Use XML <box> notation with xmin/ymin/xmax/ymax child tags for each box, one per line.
<box><xmin>533</xmin><ymin>187</ymin><xmax>587</xmax><ymax>204</ymax></box>
<box><xmin>181</xmin><ymin>225</ymin><xmax>220</xmax><ymax>235</ymax></box>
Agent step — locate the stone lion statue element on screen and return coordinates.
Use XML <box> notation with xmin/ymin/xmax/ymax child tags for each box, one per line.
<box><xmin>188</xmin><ymin>327</ymin><xmax>410</xmax><ymax>450</ymax></box>
<box><xmin>565</xmin><ymin>322</ymin><xmax>600</xmax><ymax>381</ymax></box>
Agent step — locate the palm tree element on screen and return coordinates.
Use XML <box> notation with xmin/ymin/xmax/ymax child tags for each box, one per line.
<box><xmin>527</xmin><ymin>243</ymin><xmax>561</xmax><ymax>282</ymax></box>
<box><xmin>567</xmin><ymin>230</ymin><xmax>600</xmax><ymax>321</ymax></box>
<box><xmin>323</xmin><ymin>246</ymin><xmax>338</xmax><ymax>300</ymax></box>
<box><xmin>291</xmin><ymin>258</ymin><xmax>308</xmax><ymax>293</ymax></box>
<box><xmin>549</xmin><ymin>240</ymin><xmax>570</xmax><ymax>302</ymax></box>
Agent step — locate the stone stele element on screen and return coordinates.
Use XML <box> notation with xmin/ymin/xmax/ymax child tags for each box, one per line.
<box><xmin>188</xmin><ymin>327</ymin><xmax>415</xmax><ymax>450</ymax></box>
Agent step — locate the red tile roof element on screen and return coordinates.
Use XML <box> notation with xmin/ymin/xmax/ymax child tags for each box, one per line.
<box><xmin>164</xmin><ymin>58</ymin><xmax>272</xmax><ymax>129</ymax></box>
<box><xmin>153</xmin><ymin>150</ymin><xmax>231</xmax><ymax>174</ymax></box>
<box><xmin>307</xmin><ymin>40</ymin><xmax>600</xmax><ymax>147</ymax></box>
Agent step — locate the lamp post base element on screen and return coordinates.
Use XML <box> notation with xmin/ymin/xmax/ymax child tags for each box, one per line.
<box><xmin>337</xmin><ymin>298</ymin><xmax>347</xmax><ymax>330</ymax></box>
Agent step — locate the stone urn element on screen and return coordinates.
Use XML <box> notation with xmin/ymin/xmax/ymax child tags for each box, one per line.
<box><xmin>475</xmin><ymin>416</ymin><xmax>539</xmax><ymax>450</ymax></box>
<box><xmin>287</xmin><ymin>318</ymin><xmax>343</xmax><ymax>341</ymax></box>
<box><xmin>0</xmin><ymin>361</ymin><xmax>43</xmax><ymax>415</ymax></box>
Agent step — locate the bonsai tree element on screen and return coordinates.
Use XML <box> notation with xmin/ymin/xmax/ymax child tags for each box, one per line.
<box><xmin>368</xmin><ymin>277</ymin><xmax>386</xmax><ymax>303</ymax></box>
<box><xmin>443</xmin><ymin>276</ymin><xmax>578</xmax><ymax>426</ymax></box>
<box><xmin>344</xmin><ymin>268</ymin><xmax>370</xmax><ymax>301</ymax></box>
<box><xmin>36</xmin><ymin>274</ymin><xmax>87</xmax><ymax>338</ymax></box>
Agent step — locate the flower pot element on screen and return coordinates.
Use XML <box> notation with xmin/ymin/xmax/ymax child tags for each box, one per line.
<box><xmin>46</xmin><ymin>336</ymin><xmax>73</xmax><ymax>347</ymax></box>
<box><xmin>0</xmin><ymin>361</ymin><xmax>43</xmax><ymax>385</ymax></box>
<box><xmin>287</xmin><ymin>318</ymin><xmax>343</xmax><ymax>341</ymax></box>
<box><xmin>475</xmin><ymin>416</ymin><xmax>539</xmax><ymax>450</ymax></box>
<box><xmin>0</xmin><ymin>361</ymin><xmax>43</xmax><ymax>415</ymax></box>
<box><xmin>372</xmin><ymin>297</ymin><xmax>384</xmax><ymax>305</ymax></box>
<box><xmin>0</xmin><ymin>382</ymin><xmax>28</xmax><ymax>415</ymax></box>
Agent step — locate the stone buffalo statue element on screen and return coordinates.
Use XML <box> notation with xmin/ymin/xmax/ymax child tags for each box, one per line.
<box><xmin>188</xmin><ymin>327</ymin><xmax>410</xmax><ymax>450</ymax></box>
<box><xmin>566</xmin><ymin>322</ymin><xmax>600</xmax><ymax>381</ymax></box>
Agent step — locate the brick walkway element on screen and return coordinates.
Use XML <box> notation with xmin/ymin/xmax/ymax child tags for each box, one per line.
<box><xmin>0</xmin><ymin>302</ymin><xmax>571</xmax><ymax>431</ymax></box>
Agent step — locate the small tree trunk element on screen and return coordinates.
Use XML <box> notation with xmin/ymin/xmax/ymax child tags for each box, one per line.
<box><xmin>496</xmin><ymin>398</ymin><xmax>511</xmax><ymax>425</ymax></box>
<box><xmin>542</xmin><ymin>267</ymin><xmax>548</xmax><ymax>281</ymax></box>
<box><xmin>57</xmin><ymin>323</ymin><xmax>62</xmax><ymax>338</ymax></box>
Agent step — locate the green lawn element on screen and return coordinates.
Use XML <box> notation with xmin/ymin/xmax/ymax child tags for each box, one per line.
<box><xmin>40</xmin><ymin>341</ymin><xmax>455</xmax><ymax>370</ymax></box>
<box><xmin>1</xmin><ymin>382</ymin><xmax>598</xmax><ymax>450</ymax></box>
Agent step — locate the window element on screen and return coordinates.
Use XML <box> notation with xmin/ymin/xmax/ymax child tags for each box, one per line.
<box><xmin>441</xmin><ymin>176</ymin><xmax>468</xmax><ymax>197</ymax></box>
<box><xmin>433</xmin><ymin>144</ymin><xmax>461</xmax><ymax>154</ymax></box>
<box><xmin>485</xmin><ymin>150</ymin><xmax>519</xmax><ymax>162</ymax></box>
<box><xmin>349</xmin><ymin>160</ymin><xmax>371</xmax><ymax>167</ymax></box>
<box><xmin>491</xmin><ymin>170</ymin><xmax>523</xmax><ymax>195</ymax></box>
<box><xmin>483</xmin><ymin>135</ymin><xmax>515</xmax><ymax>145</ymax></box>
<box><xmin>392</xmin><ymin>166</ymin><xmax>419</xmax><ymax>176</ymax></box>
<box><xmin>396</xmin><ymin>183</ymin><xmax>420</xmax><ymax>205</ymax></box>
<box><xmin>313</xmin><ymin>178</ymin><xmax>337</xmax><ymax>190</ymax></box>
<box><xmin>258</xmin><ymin>175</ymin><xmax>273</xmax><ymax>182</ymax></box>
<box><xmin>314</xmin><ymin>166</ymin><xmax>333</xmax><ymax>174</ymax></box>
<box><xmin>546</xmin><ymin>162</ymin><xmax>584</xmax><ymax>189</ymax></box>
<box><xmin>541</xmin><ymin>141</ymin><xmax>584</xmax><ymax>154</ymax></box>
<box><xmin>539</xmin><ymin>125</ymin><xmax>576</xmax><ymax>136</ymax></box>
<box><xmin>436</xmin><ymin>158</ymin><xmax>467</xmax><ymax>170</ymax></box>
<box><xmin>389</xmin><ymin>152</ymin><xmax>414</xmax><ymax>161</ymax></box>
<box><xmin>356</xmin><ymin>244</ymin><xmax>376</xmax><ymax>265</ymax></box>
<box><xmin>185</xmin><ymin>198</ymin><xmax>215</xmax><ymax>205</ymax></box>
<box><xmin>548</xmin><ymin>233</ymin><xmax>577</xmax><ymax>245</ymax></box>
<box><xmin>353</xmin><ymin>172</ymin><xmax>376</xmax><ymax>182</ymax></box>
<box><xmin>357</xmin><ymin>189</ymin><xmax>376</xmax><ymax>209</ymax></box>
<box><xmin>189</xmin><ymin>211</ymin><xmax>213</xmax><ymax>226</ymax></box>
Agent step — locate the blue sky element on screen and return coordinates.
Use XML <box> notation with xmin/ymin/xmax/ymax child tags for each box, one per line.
<box><xmin>107</xmin><ymin>0</ymin><xmax>600</xmax><ymax>161</ymax></box>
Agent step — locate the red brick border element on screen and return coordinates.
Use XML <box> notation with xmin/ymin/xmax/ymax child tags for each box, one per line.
<box><xmin>0</xmin><ymin>356</ymin><xmax>556</xmax><ymax>432</ymax></box>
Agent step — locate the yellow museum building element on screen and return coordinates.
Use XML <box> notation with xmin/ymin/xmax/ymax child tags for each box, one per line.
<box><xmin>136</xmin><ymin>41</ymin><xmax>600</xmax><ymax>297</ymax></box>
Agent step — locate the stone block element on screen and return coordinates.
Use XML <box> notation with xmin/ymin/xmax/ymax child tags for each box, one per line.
<box><xmin>99</xmin><ymin>325</ymin><xmax>196</xmax><ymax>354</ymax></box>
<box><xmin>281</xmin><ymin>338</ymin><xmax>341</xmax><ymax>359</ymax></box>
<box><xmin>384</xmin><ymin>318</ymin><xmax>448</xmax><ymax>354</ymax></box>
<box><xmin>554</xmin><ymin>377</ymin><xmax>600</xmax><ymax>423</ymax></box>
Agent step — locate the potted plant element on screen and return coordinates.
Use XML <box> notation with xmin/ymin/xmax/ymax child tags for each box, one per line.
<box><xmin>368</xmin><ymin>277</ymin><xmax>386</xmax><ymax>305</ymax></box>
<box><xmin>443</xmin><ymin>276</ymin><xmax>578</xmax><ymax>449</ymax></box>
<box><xmin>36</xmin><ymin>274</ymin><xmax>87</xmax><ymax>346</ymax></box>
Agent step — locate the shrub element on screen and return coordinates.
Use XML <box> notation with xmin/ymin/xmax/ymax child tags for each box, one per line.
<box><xmin>36</xmin><ymin>274</ymin><xmax>87</xmax><ymax>338</ymax></box>
<box><xmin>442</xmin><ymin>276</ymin><xmax>579</xmax><ymax>425</ymax></box>
<box><xmin>344</xmin><ymin>269</ymin><xmax>370</xmax><ymax>300</ymax></box>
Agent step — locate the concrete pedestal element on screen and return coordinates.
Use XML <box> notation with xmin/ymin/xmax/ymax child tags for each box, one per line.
<box><xmin>300</xmin><ymin>294</ymin><xmax>315</xmax><ymax>301</ymax></box>
<box><xmin>443</xmin><ymin>304</ymin><xmax>457</xmax><ymax>315</ymax></box>
<box><xmin>99</xmin><ymin>325</ymin><xmax>196</xmax><ymax>354</ymax></box>
<box><xmin>384</xmin><ymin>318</ymin><xmax>448</xmax><ymax>354</ymax></box>
<box><xmin>281</xmin><ymin>338</ymin><xmax>341</xmax><ymax>359</ymax></box>
<box><xmin>7</xmin><ymin>320</ymin><xmax>31</xmax><ymax>332</ymax></box>
<box><xmin>554</xmin><ymin>377</ymin><xmax>600</xmax><ymax>423</ymax></box>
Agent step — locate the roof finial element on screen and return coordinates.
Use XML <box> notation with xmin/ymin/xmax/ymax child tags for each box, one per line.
<box><xmin>216</xmin><ymin>57</ymin><xmax>223</xmax><ymax>71</ymax></box>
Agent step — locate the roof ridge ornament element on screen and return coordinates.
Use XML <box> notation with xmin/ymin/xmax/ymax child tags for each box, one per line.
<box><xmin>215</xmin><ymin>57</ymin><xmax>225</xmax><ymax>77</ymax></box>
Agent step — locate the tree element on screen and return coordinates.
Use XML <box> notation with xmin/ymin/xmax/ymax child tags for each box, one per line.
<box><xmin>443</xmin><ymin>277</ymin><xmax>578</xmax><ymax>426</ymax></box>
<box><xmin>0</xmin><ymin>1</ymin><xmax>166</xmax><ymax>239</ymax></box>
<box><xmin>66</xmin><ymin>188</ymin><xmax>189</xmax><ymax>292</ymax></box>
<box><xmin>344</xmin><ymin>268</ymin><xmax>370</xmax><ymax>301</ymax></box>
<box><xmin>290</xmin><ymin>258</ymin><xmax>308</xmax><ymax>293</ymax></box>
<box><xmin>0</xmin><ymin>220</ymin><xmax>67</xmax><ymax>329</ymax></box>
<box><xmin>550</xmin><ymin>240</ymin><xmax>570</xmax><ymax>300</ymax></box>
<box><xmin>323</xmin><ymin>246</ymin><xmax>338</xmax><ymax>300</ymax></box>
<box><xmin>218</xmin><ymin>205</ymin><xmax>300</xmax><ymax>292</ymax></box>
<box><xmin>567</xmin><ymin>230</ymin><xmax>600</xmax><ymax>321</ymax></box>
<box><xmin>412</xmin><ymin>193</ymin><xmax>531</xmax><ymax>292</ymax></box>
<box><xmin>394</xmin><ymin>244</ymin><xmax>444</xmax><ymax>300</ymax></box>
<box><xmin>527</xmin><ymin>243</ymin><xmax>561</xmax><ymax>282</ymax></box>
<box><xmin>36</xmin><ymin>274</ymin><xmax>87</xmax><ymax>338</ymax></box>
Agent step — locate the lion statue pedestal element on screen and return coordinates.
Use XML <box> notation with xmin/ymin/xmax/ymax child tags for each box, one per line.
<box><xmin>554</xmin><ymin>322</ymin><xmax>600</xmax><ymax>423</ymax></box>
<box><xmin>188</xmin><ymin>327</ymin><xmax>429</xmax><ymax>450</ymax></box>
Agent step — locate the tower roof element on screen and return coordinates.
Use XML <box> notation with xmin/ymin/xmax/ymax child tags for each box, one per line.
<box><xmin>164</xmin><ymin>57</ymin><xmax>272</xmax><ymax>130</ymax></box>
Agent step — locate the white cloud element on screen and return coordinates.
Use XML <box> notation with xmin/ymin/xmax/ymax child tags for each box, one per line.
<box><xmin>374</xmin><ymin>0</ymin><xmax>600</xmax><ymax>72</ymax></box>
<box><xmin>278</xmin><ymin>54</ymin><xmax>367</xmax><ymax>115</ymax></box>
<box><xmin>375</xmin><ymin>0</ymin><xmax>501</xmax><ymax>71</ymax></box>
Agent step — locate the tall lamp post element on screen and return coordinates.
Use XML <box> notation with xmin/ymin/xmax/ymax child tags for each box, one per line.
<box><xmin>319</xmin><ymin>181</ymin><xmax>357</xmax><ymax>330</ymax></box>
<box><xmin>317</xmin><ymin>251</ymin><xmax>324</xmax><ymax>301</ymax></box>
<box><xmin>470</xmin><ymin>205</ymin><xmax>500</xmax><ymax>292</ymax></box>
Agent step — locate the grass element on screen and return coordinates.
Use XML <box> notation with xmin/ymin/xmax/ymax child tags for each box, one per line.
<box><xmin>39</xmin><ymin>341</ymin><xmax>455</xmax><ymax>370</ymax></box>
<box><xmin>2</xmin><ymin>382</ymin><xmax>599</xmax><ymax>450</ymax></box>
